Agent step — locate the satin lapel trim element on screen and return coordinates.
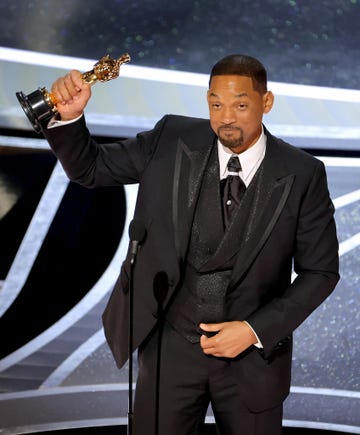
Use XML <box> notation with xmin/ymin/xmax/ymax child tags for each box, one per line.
<box><xmin>229</xmin><ymin>173</ymin><xmax>295</xmax><ymax>285</ymax></box>
<box><xmin>172</xmin><ymin>137</ymin><xmax>215</xmax><ymax>262</ymax></box>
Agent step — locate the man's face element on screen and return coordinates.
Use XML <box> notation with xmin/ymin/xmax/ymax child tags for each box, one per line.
<box><xmin>207</xmin><ymin>75</ymin><xmax>273</xmax><ymax>154</ymax></box>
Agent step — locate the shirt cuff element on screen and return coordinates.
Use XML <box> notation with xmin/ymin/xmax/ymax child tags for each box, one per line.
<box><xmin>47</xmin><ymin>113</ymin><xmax>83</xmax><ymax>129</ymax></box>
<box><xmin>243</xmin><ymin>321</ymin><xmax>263</xmax><ymax>349</ymax></box>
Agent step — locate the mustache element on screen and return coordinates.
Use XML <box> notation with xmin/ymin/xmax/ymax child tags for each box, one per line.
<box><xmin>218</xmin><ymin>126</ymin><xmax>242</xmax><ymax>132</ymax></box>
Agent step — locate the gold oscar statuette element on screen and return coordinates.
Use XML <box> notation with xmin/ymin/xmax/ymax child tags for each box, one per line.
<box><xmin>16</xmin><ymin>53</ymin><xmax>131</xmax><ymax>133</ymax></box>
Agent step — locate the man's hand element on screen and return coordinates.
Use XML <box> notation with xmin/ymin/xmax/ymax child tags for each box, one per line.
<box><xmin>50</xmin><ymin>70</ymin><xmax>92</xmax><ymax>121</ymax></box>
<box><xmin>199</xmin><ymin>321</ymin><xmax>258</xmax><ymax>358</ymax></box>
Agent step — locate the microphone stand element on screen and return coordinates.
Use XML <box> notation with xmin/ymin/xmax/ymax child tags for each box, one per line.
<box><xmin>153</xmin><ymin>272</ymin><xmax>169</xmax><ymax>435</ymax></box>
<box><xmin>128</xmin><ymin>254</ymin><xmax>136</xmax><ymax>435</ymax></box>
<box><xmin>154</xmin><ymin>299</ymin><xmax>164</xmax><ymax>435</ymax></box>
<box><xmin>127</xmin><ymin>220</ymin><xmax>146</xmax><ymax>435</ymax></box>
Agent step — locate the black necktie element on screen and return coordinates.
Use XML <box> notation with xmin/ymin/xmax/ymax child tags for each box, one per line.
<box><xmin>221</xmin><ymin>156</ymin><xmax>246</xmax><ymax>227</ymax></box>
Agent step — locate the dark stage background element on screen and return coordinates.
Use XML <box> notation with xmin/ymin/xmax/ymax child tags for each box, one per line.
<box><xmin>0</xmin><ymin>1</ymin><xmax>359</xmax><ymax>434</ymax></box>
<box><xmin>0</xmin><ymin>0</ymin><xmax>360</xmax><ymax>89</ymax></box>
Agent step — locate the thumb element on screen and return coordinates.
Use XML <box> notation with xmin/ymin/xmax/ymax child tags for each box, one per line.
<box><xmin>200</xmin><ymin>322</ymin><xmax>223</xmax><ymax>332</ymax></box>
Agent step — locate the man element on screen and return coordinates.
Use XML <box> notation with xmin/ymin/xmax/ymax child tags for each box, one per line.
<box><xmin>44</xmin><ymin>54</ymin><xmax>339</xmax><ymax>435</ymax></box>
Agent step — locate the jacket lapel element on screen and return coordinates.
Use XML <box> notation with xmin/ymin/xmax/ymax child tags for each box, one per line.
<box><xmin>228</xmin><ymin>171</ymin><xmax>294</xmax><ymax>285</ymax></box>
<box><xmin>172</xmin><ymin>126</ymin><xmax>217</xmax><ymax>263</ymax></box>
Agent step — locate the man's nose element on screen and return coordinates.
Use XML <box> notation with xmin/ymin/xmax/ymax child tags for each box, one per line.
<box><xmin>221</xmin><ymin>107</ymin><xmax>236</xmax><ymax>124</ymax></box>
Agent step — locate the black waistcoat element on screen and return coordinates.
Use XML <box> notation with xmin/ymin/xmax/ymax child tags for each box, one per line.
<box><xmin>166</xmin><ymin>145</ymin><xmax>261</xmax><ymax>343</ymax></box>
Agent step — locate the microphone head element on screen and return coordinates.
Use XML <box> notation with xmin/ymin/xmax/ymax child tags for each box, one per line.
<box><xmin>129</xmin><ymin>219</ymin><xmax>146</xmax><ymax>243</ymax></box>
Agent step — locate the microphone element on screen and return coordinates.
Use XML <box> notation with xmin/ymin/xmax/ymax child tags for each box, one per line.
<box><xmin>128</xmin><ymin>219</ymin><xmax>146</xmax><ymax>265</ymax></box>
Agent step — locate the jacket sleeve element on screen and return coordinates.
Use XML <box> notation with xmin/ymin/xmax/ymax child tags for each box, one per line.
<box><xmin>43</xmin><ymin>114</ymin><xmax>169</xmax><ymax>188</ymax></box>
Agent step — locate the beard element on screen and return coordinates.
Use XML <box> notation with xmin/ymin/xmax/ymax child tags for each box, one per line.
<box><xmin>217</xmin><ymin>126</ymin><xmax>244</xmax><ymax>150</ymax></box>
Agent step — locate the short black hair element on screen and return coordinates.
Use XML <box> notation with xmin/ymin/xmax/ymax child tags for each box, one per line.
<box><xmin>209</xmin><ymin>54</ymin><xmax>268</xmax><ymax>94</ymax></box>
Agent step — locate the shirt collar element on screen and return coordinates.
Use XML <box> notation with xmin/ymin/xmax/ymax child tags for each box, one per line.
<box><xmin>218</xmin><ymin>126</ymin><xmax>267</xmax><ymax>182</ymax></box>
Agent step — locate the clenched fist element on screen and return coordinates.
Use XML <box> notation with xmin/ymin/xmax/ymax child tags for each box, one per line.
<box><xmin>50</xmin><ymin>70</ymin><xmax>92</xmax><ymax>121</ymax></box>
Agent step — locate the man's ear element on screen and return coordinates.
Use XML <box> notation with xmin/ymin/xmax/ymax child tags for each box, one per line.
<box><xmin>263</xmin><ymin>91</ymin><xmax>274</xmax><ymax>114</ymax></box>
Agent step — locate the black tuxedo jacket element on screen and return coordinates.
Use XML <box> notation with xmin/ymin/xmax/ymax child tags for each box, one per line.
<box><xmin>44</xmin><ymin>114</ymin><xmax>339</xmax><ymax>412</ymax></box>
